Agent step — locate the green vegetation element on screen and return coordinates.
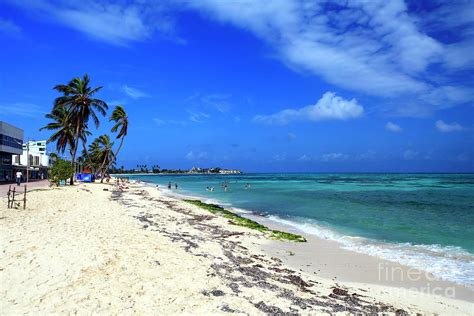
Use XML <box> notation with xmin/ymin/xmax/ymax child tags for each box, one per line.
<box><xmin>88</xmin><ymin>135</ymin><xmax>115</xmax><ymax>183</ymax></box>
<box><xmin>41</xmin><ymin>74</ymin><xmax>128</xmax><ymax>183</ymax></box>
<box><xmin>50</xmin><ymin>74</ymin><xmax>108</xmax><ymax>184</ymax></box>
<box><xmin>270</xmin><ymin>230</ymin><xmax>307</xmax><ymax>242</ymax></box>
<box><xmin>49</xmin><ymin>158</ymin><xmax>75</xmax><ymax>185</ymax></box>
<box><xmin>184</xmin><ymin>199</ymin><xmax>306</xmax><ymax>242</ymax></box>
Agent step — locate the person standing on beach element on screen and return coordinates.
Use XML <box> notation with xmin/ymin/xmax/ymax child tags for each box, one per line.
<box><xmin>168</xmin><ymin>181</ymin><xmax>172</xmax><ymax>189</ymax></box>
<box><xmin>15</xmin><ymin>171</ymin><xmax>22</xmax><ymax>186</ymax></box>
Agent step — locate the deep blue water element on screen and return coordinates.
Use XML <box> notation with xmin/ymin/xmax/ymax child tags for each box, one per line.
<box><xmin>121</xmin><ymin>173</ymin><xmax>474</xmax><ymax>287</ymax></box>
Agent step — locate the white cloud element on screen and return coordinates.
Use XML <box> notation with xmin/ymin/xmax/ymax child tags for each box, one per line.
<box><xmin>419</xmin><ymin>1</ymin><xmax>474</xmax><ymax>70</ymax></box>
<box><xmin>355</xmin><ymin>150</ymin><xmax>376</xmax><ymax>160</ymax></box>
<box><xmin>168</xmin><ymin>120</ymin><xmax>188</xmax><ymax>126</ymax></box>
<box><xmin>201</xmin><ymin>94</ymin><xmax>232</xmax><ymax>113</ymax></box>
<box><xmin>403</xmin><ymin>149</ymin><xmax>418</xmax><ymax>160</ymax></box>
<box><xmin>153</xmin><ymin>118</ymin><xmax>166</xmax><ymax>126</ymax></box>
<box><xmin>385</xmin><ymin>122</ymin><xmax>402</xmax><ymax>132</ymax></box>
<box><xmin>122</xmin><ymin>85</ymin><xmax>149</xmax><ymax>99</ymax></box>
<box><xmin>187</xmin><ymin>110</ymin><xmax>210</xmax><ymax>123</ymax></box>
<box><xmin>6</xmin><ymin>0</ymin><xmax>473</xmax><ymax>116</ymax></box>
<box><xmin>6</xmin><ymin>0</ymin><xmax>181</xmax><ymax>46</ymax></box>
<box><xmin>186</xmin><ymin>92</ymin><xmax>233</xmax><ymax>113</ymax></box>
<box><xmin>0</xmin><ymin>103</ymin><xmax>45</xmax><ymax>117</ymax></box>
<box><xmin>184</xmin><ymin>1</ymin><xmax>434</xmax><ymax>96</ymax></box>
<box><xmin>298</xmin><ymin>154</ymin><xmax>311</xmax><ymax>161</ymax></box>
<box><xmin>435</xmin><ymin>120</ymin><xmax>463</xmax><ymax>132</ymax></box>
<box><xmin>254</xmin><ymin>92</ymin><xmax>363</xmax><ymax>125</ymax></box>
<box><xmin>320</xmin><ymin>153</ymin><xmax>349</xmax><ymax>162</ymax></box>
<box><xmin>186</xmin><ymin>151</ymin><xmax>208</xmax><ymax>160</ymax></box>
<box><xmin>184</xmin><ymin>0</ymin><xmax>473</xmax><ymax>115</ymax></box>
<box><xmin>0</xmin><ymin>18</ymin><xmax>21</xmax><ymax>36</ymax></box>
<box><xmin>272</xmin><ymin>154</ymin><xmax>286</xmax><ymax>161</ymax></box>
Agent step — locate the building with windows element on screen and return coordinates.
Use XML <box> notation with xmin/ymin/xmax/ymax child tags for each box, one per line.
<box><xmin>0</xmin><ymin>121</ymin><xmax>24</xmax><ymax>182</ymax></box>
<box><xmin>12</xmin><ymin>140</ymin><xmax>50</xmax><ymax>180</ymax></box>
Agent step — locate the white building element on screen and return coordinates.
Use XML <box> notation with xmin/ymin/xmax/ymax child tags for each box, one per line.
<box><xmin>0</xmin><ymin>121</ymin><xmax>23</xmax><ymax>182</ymax></box>
<box><xmin>219</xmin><ymin>169</ymin><xmax>242</xmax><ymax>174</ymax></box>
<box><xmin>12</xmin><ymin>140</ymin><xmax>50</xmax><ymax>179</ymax></box>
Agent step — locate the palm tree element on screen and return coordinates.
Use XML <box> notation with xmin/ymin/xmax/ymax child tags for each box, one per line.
<box><xmin>40</xmin><ymin>104</ymin><xmax>91</xmax><ymax>157</ymax></box>
<box><xmin>105</xmin><ymin>105</ymin><xmax>128</xmax><ymax>173</ymax></box>
<box><xmin>78</xmin><ymin>148</ymin><xmax>97</xmax><ymax>174</ymax></box>
<box><xmin>53</xmin><ymin>74</ymin><xmax>108</xmax><ymax>184</ymax></box>
<box><xmin>89</xmin><ymin>135</ymin><xmax>115</xmax><ymax>183</ymax></box>
<box><xmin>40</xmin><ymin>105</ymin><xmax>74</xmax><ymax>155</ymax></box>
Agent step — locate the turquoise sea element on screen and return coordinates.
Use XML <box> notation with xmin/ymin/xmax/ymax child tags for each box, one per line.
<box><xmin>123</xmin><ymin>173</ymin><xmax>474</xmax><ymax>288</ymax></box>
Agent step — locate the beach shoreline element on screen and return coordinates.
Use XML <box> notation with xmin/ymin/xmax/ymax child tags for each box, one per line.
<box><xmin>137</xmin><ymin>178</ymin><xmax>474</xmax><ymax>297</ymax></box>
<box><xmin>1</xmin><ymin>182</ymin><xmax>472</xmax><ymax>314</ymax></box>
<box><xmin>254</xmin><ymin>216</ymin><xmax>474</xmax><ymax>302</ymax></box>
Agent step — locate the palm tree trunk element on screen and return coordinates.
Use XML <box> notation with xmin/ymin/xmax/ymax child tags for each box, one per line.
<box><xmin>82</xmin><ymin>142</ymin><xmax>90</xmax><ymax>163</ymax></box>
<box><xmin>104</xmin><ymin>136</ymin><xmax>125</xmax><ymax>177</ymax></box>
<box><xmin>99</xmin><ymin>154</ymin><xmax>109</xmax><ymax>183</ymax></box>
<box><xmin>70</xmin><ymin>123</ymin><xmax>81</xmax><ymax>185</ymax></box>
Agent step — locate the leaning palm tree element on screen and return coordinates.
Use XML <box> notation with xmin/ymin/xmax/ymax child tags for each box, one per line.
<box><xmin>89</xmin><ymin>135</ymin><xmax>115</xmax><ymax>183</ymax></box>
<box><xmin>77</xmin><ymin>148</ymin><xmax>96</xmax><ymax>174</ymax></box>
<box><xmin>86</xmin><ymin>142</ymin><xmax>102</xmax><ymax>175</ymax></box>
<box><xmin>104</xmin><ymin>105</ymin><xmax>128</xmax><ymax>173</ymax></box>
<box><xmin>53</xmin><ymin>74</ymin><xmax>108</xmax><ymax>184</ymax></box>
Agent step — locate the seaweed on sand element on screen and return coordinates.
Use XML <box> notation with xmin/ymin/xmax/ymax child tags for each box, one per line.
<box><xmin>184</xmin><ymin>199</ymin><xmax>306</xmax><ymax>242</ymax></box>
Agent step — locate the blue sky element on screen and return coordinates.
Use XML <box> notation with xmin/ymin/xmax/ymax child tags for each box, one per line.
<box><xmin>0</xmin><ymin>0</ymin><xmax>473</xmax><ymax>172</ymax></box>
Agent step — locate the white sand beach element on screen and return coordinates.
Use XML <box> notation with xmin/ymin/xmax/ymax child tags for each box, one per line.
<box><xmin>1</xmin><ymin>182</ymin><xmax>472</xmax><ymax>314</ymax></box>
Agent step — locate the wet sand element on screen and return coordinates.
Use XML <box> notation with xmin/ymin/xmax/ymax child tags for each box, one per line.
<box><xmin>253</xmin><ymin>216</ymin><xmax>474</xmax><ymax>302</ymax></box>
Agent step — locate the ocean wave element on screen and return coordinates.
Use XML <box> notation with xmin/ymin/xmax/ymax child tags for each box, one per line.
<box><xmin>203</xmin><ymin>198</ymin><xmax>232</xmax><ymax>206</ymax></box>
<box><xmin>229</xmin><ymin>207</ymin><xmax>254</xmax><ymax>214</ymax></box>
<box><xmin>266</xmin><ymin>215</ymin><xmax>474</xmax><ymax>289</ymax></box>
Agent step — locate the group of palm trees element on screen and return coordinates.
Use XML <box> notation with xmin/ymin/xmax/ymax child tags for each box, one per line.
<box><xmin>41</xmin><ymin>74</ymin><xmax>128</xmax><ymax>184</ymax></box>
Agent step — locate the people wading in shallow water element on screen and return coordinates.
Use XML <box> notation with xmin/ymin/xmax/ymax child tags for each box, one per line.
<box><xmin>175</xmin><ymin>183</ymin><xmax>178</xmax><ymax>190</ymax></box>
<box><xmin>168</xmin><ymin>181</ymin><xmax>172</xmax><ymax>189</ymax></box>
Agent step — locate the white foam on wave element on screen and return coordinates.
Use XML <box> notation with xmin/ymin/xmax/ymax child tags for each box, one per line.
<box><xmin>266</xmin><ymin>215</ymin><xmax>474</xmax><ymax>289</ymax></box>
<box><xmin>203</xmin><ymin>198</ymin><xmax>232</xmax><ymax>206</ymax></box>
<box><xmin>229</xmin><ymin>207</ymin><xmax>254</xmax><ymax>214</ymax></box>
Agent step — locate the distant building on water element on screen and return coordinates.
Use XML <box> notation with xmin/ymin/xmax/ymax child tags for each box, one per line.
<box><xmin>188</xmin><ymin>166</ymin><xmax>241</xmax><ymax>174</ymax></box>
<box><xmin>219</xmin><ymin>169</ymin><xmax>242</xmax><ymax>174</ymax></box>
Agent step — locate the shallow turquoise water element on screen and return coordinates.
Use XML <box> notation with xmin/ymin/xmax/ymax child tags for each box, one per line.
<box><xmin>122</xmin><ymin>173</ymin><xmax>474</xmax><ymax>287</ymax></box>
